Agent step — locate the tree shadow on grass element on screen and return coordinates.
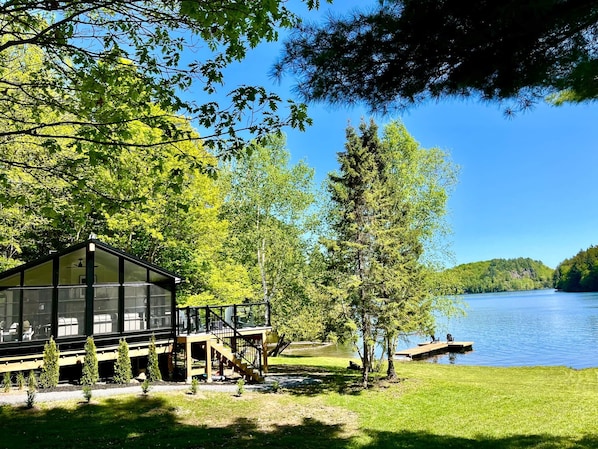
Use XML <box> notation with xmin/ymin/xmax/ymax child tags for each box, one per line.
<box><xmin>268</xmin><ymin>362</ymin><xmax>393</xmax><ymax>396</ymax></box>
<box><xmin>0</xmin><ymin>397</ymin><xmax>595</xmax><ymax>449</ymax></box>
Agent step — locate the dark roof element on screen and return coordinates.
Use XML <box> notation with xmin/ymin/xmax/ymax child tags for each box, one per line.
<box><xmin>0</xmin><ymin>239</ymin><xmax>182</xmax><ymax>283</ymax></box>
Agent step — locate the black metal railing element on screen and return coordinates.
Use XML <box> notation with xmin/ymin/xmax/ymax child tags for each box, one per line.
<box><xmin>176</xmin><ymin>302</ymin><xmax>270</xmax><ymax>336</ymax></box>
<box><xmin>176</xmin><ymin>302</ymin><xmax>270</xmax><ymax>378</ymax></box>
<box><xmin>206</xmin><ymin>307</ymin><xmax>264</xmax><ymax>377</ymax></box>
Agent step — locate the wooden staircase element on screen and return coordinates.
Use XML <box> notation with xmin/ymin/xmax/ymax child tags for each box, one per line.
<box><xmin>212</xmin><ymin>341</ymin><xmax>264</xmax><ymax>383</ymax></box>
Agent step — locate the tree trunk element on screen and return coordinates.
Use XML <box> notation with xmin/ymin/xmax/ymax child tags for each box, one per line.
<box><xmin>268</xmin><ymin>334</ymin><xmax>291</xmax><ymax>357</ymax></box>
<box><xmin>386</xmin><ymin>335</ymin><xmax>397</xmax><ymax>380</ymax></box>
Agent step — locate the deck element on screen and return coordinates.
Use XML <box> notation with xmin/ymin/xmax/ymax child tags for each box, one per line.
<box><xmin>395</xmin><ymin>341</ymin><xmax>473</xmax><ymax>360</ymax></box>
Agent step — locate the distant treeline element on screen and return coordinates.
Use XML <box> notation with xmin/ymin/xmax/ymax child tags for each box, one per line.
<box><xmin>447</xmin><ymin>258</ymin><xmax>554</xmax><ymax>294</ymax></box>
<box><xmin>554</xmin><ymin>246</ymin><xmax>598</xmax><ymax>292</ymax></box>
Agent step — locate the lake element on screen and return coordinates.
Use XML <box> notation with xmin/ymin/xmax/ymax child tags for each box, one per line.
<box><xmin>288</xmin><ymin>290</ymin><xmax>598</xmax><ymax>369</ymax></box>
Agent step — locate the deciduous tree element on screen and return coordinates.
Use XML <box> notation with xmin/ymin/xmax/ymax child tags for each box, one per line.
<box><xmin>221</xmin><ymin>135</ymin><xmax>324</xmax><ymax>344</ymax></box>
<box><xmin>0</xmin><ymin>1</ymin><xmax>316</xmax><ymax>164</ymax></box>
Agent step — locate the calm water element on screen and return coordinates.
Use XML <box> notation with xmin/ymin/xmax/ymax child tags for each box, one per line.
<box><xmin>289</xmin><ymin>290</ymin><xmax>598</xmax><ymax>368</ymax></box>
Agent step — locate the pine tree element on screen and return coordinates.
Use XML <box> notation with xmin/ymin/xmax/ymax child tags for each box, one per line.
<box><xmin>114</xmin><ymin>339</ymin><xmax>132</xmax><ymax>384</ymax></box>
<box><xmin>146</xmin><ymin>334</ymin><xmax>162</xmax><ymax>382</ymax></box>
<box><xmin>81</xmin><ymin>336</ymin><xmax>99</xmax><ymax>386</ymax></box>
<box><xmin>39</xmin><ymin>336</ymin><xmax>60</xmax><ymax>388</ymax></box>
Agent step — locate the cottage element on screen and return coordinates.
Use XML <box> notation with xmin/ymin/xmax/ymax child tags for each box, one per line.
<box><xmin>0</xmin><ymin>239</ymin><xmax>270</xmax><ymax>383</ymax></box>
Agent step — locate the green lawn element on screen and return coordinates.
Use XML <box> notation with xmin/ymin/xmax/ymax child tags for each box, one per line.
<box><xmin>1</xmin><ymin>357</ymin><xmax>596</xmax><ymax>449</ymax></box>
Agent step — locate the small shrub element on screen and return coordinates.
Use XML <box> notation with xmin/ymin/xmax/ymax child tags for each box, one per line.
<box><xmin>39</xmin><ymin>337</ymin><xmax>60</xmax><ymax>389</ymax></box>
<box><xmin>271</xmin><ymin>380</ymin><xmax>281</xmax><ymax>393</ymax></box>
<box><xmin>190</xmin><ymin>377</ymin><xmax>199</xmax><ymax>395</ymax></box>
<box><xmin>26</xmin><ymin>390</ymin><xmax>36</xmax><ymax>409</ymax></box>
<box><xmin>236</xmin><ymin>378</ymin><xmax>245</xmax><ymax>396</ymax></box>
<box><xmin>146</xmin><ymin>334</ymin><xmax>162</xmax><ymax>382</ymax></box>
<box><xmin>16</xmin><ymin>372</ymin><xmax>25</xmax><ymax>390</ymax></box>
<box><xmin>114</xmin><ymin>338</ymin><xmax>132</xmax><ymax>384</ymax></box>
<box><xmin>81</xmin><ymin>336</ymin><xmax>98</xmax><ymax>387</ymax></box>
<box><xmin>27</xmin><ymin>370</ymin><xmax>37</xmax><ymax>391</ymax></box>
<box><xmin>26</xmin><ymin>370</ymin><xmax>37</xmax><ymax>408</ymax></box>
<box><xmin>141</xmin><ymin>379</ymin><xmax>151</xmax><ymax>395</ymax></box>
<box><xmin>3</xmin><ymin>372</ymin><xmax>11</xmax><ymax>392</ymax></box>
<box><xmin>82</xmin><ymin>385</ymin><xmax>92</xmax><ymax>403</ymax></box>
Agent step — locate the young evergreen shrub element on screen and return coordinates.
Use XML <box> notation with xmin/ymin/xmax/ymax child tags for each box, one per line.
<box><xmin>39</xmin><ymin>336</ymin><xmax>60</xmax><ymax>389</ymax></box>
<box><xmin>81</xmin><ymin>336</ymin><xmax>99</xmax><ymax>386</ymax></box>
<box><xmin>27</xmin><ymin>370</ymin><xmax>37</xmax><ymax>391</ymax></box>
<box><xmin>190</xmin><ymin>377</ymin><xmax>199</xmax><ymax>395</ymax></box>
<box><xmin>3</xmin><ymin>372</ymin><xmax>11</xmax><ymax>392</ymax></box>
<box><xmin>141</xmin><ymin>378</ymin><xmax>151</xmax><ymax>395</ymax></box>
<box><xmin>114</xmin><ymin>338</ymin><xmax>132</xmax><ymax>384</ymax></box>
<box><xmin>26</xmin><ymin>370</ymin><xmax>37</xmax><ymax>408</ymax></box>
<box><xmin>16</xmin><ymin>371</ymin><xmax>25</xmax><ymax>390</ymax></box>
<box><xmin>236</xmin><ymin>378</ymin><xmax>245</xmax><ymax>397</ymax></box>
<box><xmin>146</xmin><ymin>334</ymin><xmax>162</xmax><ymax>382</ymax></box>
<box><xmin>82</xmin><ymin>385</ymin><xmax>92</xmax><ymax>403</ymax></box>
<box><xmin>26</xmin><ymin>390</ymin><xmax>36</xmax><ymax>408</ymax></box>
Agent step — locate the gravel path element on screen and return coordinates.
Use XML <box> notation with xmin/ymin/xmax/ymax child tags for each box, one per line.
<box><xmin>0</xmin><ymin>373</ymin><xmax>320</xmax><ymax>406</ymax></box>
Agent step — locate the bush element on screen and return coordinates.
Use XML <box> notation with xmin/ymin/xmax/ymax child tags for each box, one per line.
<box><xmin>141</xmin><ymin>379</ymin><xmax>151</xmax><ymax>395</ymax></box>
<box><xmin>27</xmin><ymin>370</ymin><xmax>37</xmax><ymax>391</ymax></box>
<box><xmin>146</xmin><ymin>334</ymin><xmax>162</xmax><ymax>382</ymax></box>
<box><xmin>82</xmin><ymin>385</ymin><xmax>92</xmax><ymax>403</ymax></box>
<box><xmin>39</xmin><ymin>337</ymin><xmax>60</xmax><ymax>389</ymax></box>
<box><xmin>81</xmin><ymin>336</ymin><xmax>98</xmax><ymax>386</ymax></box>
<box><xmin>237</xmin><ymin>378</ymin><xmax>245</xmax><ymax>396</ymax></box>
<box><xmin>114</xmin><ymin>339</ymin><xmax>132</xmax><ymax>384</ymax></box>
<box><xmin>26</xmin><ymin>370</ymin><xmax>37</xmax><ymax>409</ymax></box>
<box><xmin>26</xmin><ymin>390</ymin><xmax>36</xmax><ymax>409</ymax></box>
<box><xmin>3</xmin><ymin>372</ymin><xmax>11</xmax><ymax>392</ymax></box>
<box><xmin>190</xmin><ymin>377</ymin><xmax>199</xmax><ymax>395</ymax></box>
<box><xmin>16</xmin><ymin>372</ymin><xmax>25</xmax><ymax>390</ymax></box>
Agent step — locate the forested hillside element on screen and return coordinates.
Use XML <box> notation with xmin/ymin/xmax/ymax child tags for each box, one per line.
<box><xmin>554</xmin><ymin>246</ymin><xmax>598</xmax><ymax>291</ymax></box>
<box><xmin>448</xmin><ymin>258</ymin><xmax>554</xmax><ymax>293</ymax></box>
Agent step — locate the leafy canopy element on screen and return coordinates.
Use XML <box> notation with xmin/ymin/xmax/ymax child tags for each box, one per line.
<box><xmin>0</xmin><ymin>0</ymin><xmax>319</xmax><ymax>166</ymax></box>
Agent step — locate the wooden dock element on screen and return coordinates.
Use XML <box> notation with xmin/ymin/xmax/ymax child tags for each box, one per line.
<box><xmin>395</xmin><ymin>341</ymin><xmax>473</xmax><ymax>360</ymax></box>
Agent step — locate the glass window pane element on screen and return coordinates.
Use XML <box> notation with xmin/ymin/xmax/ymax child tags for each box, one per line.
<box><xmin>94</xmin><ymin>286</ymin><xmax>118</xmax><ymax>334</ymax></box>
<box><xmin>0</xmin><ymin>289</ymin><xmax>20</xmax><ymax>343</ymax></box>
<box><xmin>59</xmin><ymin>249</ymin><xmax>87</xmax><ymax>285</ymax></box>
<box><xmin>125</xmin><ymin>260</ymin><xmax>146</xmax><ymax>283</ymax></box>
<box><xmin>95</xmin><ymin>249</ymin><xmax>119</xmax><ymax>284</ymax></box>
<box><xmin>150</xmin><ymin>285</ymin><xmax>171</xmax><ymax>329</ymax></box>
<box><xmin>24</xmin><ymin>261</ymin><xmax>53</xmax><ymax>286</ymax></box>
<box><xmin>124</xmin><ymin>286</ymin><xmax>147</xmax><ymax>331</ymax></box>
<box><xmin>22</xmin><ymin>288</ymin><xmax>52</xmax><ymax>341</ymax></box>
<box><xmin>0</xmin><ymin>274</ymin><xmax>20</xmax><ymax>288</ymax></box>
<box><xmin>57</xmin><ymin>287</ymin><xmax>85</xmax><ymax>337</ymax></box>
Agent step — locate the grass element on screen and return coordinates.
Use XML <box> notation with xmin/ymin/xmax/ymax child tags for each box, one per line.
<box><xmin>1</xmin><ymin>356</ymin><xmax>597</xmax><ymax>449</ymax></box>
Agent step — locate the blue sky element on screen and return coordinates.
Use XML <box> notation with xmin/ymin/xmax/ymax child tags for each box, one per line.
<box><xmin>193</xmin><ymin>1</ymin><xmax>598</xmax><ymax>269</ymax></box>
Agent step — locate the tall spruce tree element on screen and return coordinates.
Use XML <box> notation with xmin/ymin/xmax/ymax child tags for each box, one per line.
<box><xmin>326</xmin><ymin>119</ymin><xmax>458</xmax><ymax>386</ymax></box>
<box><xmin>327</xmin><ymin>119</ymin><xmax>383</xmax><ymax>387</ymax></box>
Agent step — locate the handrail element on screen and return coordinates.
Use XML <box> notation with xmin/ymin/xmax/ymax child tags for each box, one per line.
<box><xmin>206</xmin><ymin>306</ymin><xmax>263</xmax><ymax>377</ymax></box>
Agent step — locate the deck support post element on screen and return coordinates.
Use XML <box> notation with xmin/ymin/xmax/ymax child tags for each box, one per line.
<box><xmin>185</xmin><ymin>339</ymin><xmax>193</xmax><ymax>383</ymax></box>
<box><xmin>205</xmin><ymin>340</ymin><xmax>212</xmax><ymax>383</ymax></box>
